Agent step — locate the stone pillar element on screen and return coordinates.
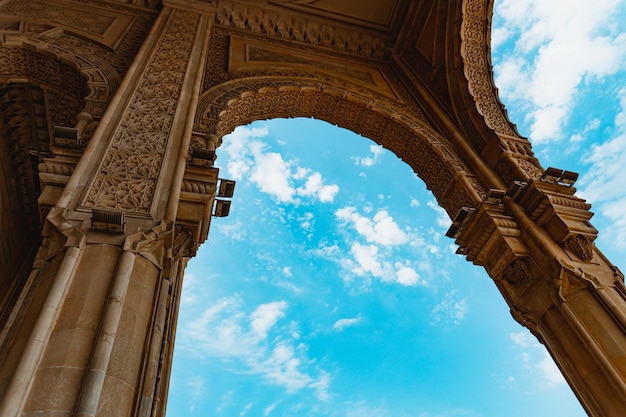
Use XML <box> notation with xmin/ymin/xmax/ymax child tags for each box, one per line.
<box><xmin>449</xmin><ymin>177</ymin><xmax>626</xmax><ymax>416</ymax></box>
<box><xmin>0</xmin><ymin>1</ymin><xmax>215</xmax><ymax>416</ymax></box>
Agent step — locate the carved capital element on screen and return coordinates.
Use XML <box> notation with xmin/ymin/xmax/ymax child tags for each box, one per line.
<box><xmin>35</xmin><ymin>207</ymin><xmax>86</xmax><ymax>267</ymax></box>
<box><xmin>551</xmin><ymin>262</ymin><xmax>590</xmax><ymax>300</ymax></box>
<box><xmin>124</xmin><ymin>221</ymin><xmax>173</xmax><ymax>269</ymax></box>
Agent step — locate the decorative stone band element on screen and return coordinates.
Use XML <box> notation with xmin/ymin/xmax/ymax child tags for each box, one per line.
<box><xmin>83</xmin><ymin>9</ymin><xmax>201</xmax><ymax>213</ymax></box>
<box><xmin>214</xmin><ymin>0</ymin><xmax>388</xmax><ymax>59</ymax></box>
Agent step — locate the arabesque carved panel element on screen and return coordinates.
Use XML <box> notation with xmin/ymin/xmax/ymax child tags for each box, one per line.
<box><xmin>84</xmin><ymin>9</ymin><xmax>201</xmax><ymax>213</ymax></box>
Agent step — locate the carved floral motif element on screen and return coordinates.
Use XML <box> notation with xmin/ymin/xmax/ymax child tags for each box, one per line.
<box><xmin>84</xmin><ymin>10</ymin><xmax>201</xmax><ymax>212</ymax></box>
<box><xmin>503</xmin><ymin>257</ymin><xmax>533</xmax><ymax>287</ymax></box>
<box><xmin>563</xmin><ymin>234</ymin><xmax>594</xmax><ymax>262</ymax></box>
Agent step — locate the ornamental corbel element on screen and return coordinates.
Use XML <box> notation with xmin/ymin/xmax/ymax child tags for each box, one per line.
<box><xmin>514</xmin><ymin>176</ymin><xmax>598</xmax><ymax>261</ymax></box>
<box><xmin>123</xmin><ymin>221</ymin><xmax>173</xmax><ymax>269</ymax></box>
<box><xmin>449</xmin><ymin>190</ymin><xmax>530</xmax><ymax>279</ymax></box>
<box><xmin>34</xmin><ymin>207</ymin><xmax>86</xmax><ymax>268</ymax></box>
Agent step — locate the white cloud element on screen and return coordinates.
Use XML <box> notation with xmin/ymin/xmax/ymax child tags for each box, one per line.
<box><xmin>250</xmin><ymin>301</ymin><xmax>288</xmax><ymax>339</ymax></box>
<box><xmin>332</xmin><ymin>316</ymin><xmax>363</xmax><ymax>331</ymax></box>
<box><xmin>494</xmin><ymin>0</ymin><xmax>626</xmax><ymax>142</ymax></box>
<box><xmin>179</xmin><ymin>298</ymin><xmax>330</xmax><ymax>399</ymax></box>
<box><xmin>395</xmin><ymin>264</ymin><xmax>420</xmax><ymax>286</ymax></box>
<box><xmin>426</xmin><ymin>201</ymin><xmax>452</xmax><ymax>229</ymax></box>
<box><xmin>335</xmin><ymin>207</ymin><xmax>408</xmax><ymax>246</ymax></box>
<box><xmin>410</xmin><ymin>198</ymin><xmax>420</xmax><ymax>207</ymax></box>
<box><xmin>296</xmin><ymin>172</ymin><xmax>339</xmax><ymax>202</ymax></box>
<box><xmin>249</xmin><ymin>149</ymin><xmax>296</xmax><ymax>202</ymax></box>
<box><xmin>510</xmin><ymin>331</ymin><xmax>566</xmax><ymax>387</ymax></box>
<box><xmin>298</xmin><ymin>212</ymin><xmax>314</xmax><ymax>232</ymax></box>
<box><xmin>220</xmin><ymin>125</ymin><xmax>339</xmax><ymax>204</ymax></box>
<box><xmin>239</xmin><ymin>403</ymin><xmax>254</xmax><ymax>416</ymax></box>
<box><xmin>263</xmin><ymin>401</ymin><xmax>281</xmax><ymax>416</ymax></box>
<box><xmin>431</xmin><ymin>292</ymin><xmax>467</xmax><ymax>326</ymax></box>
<box><xmin>186</xmin><ymin>375</ymin><xmax>207</xmax><ymax>411</ymax></box>
<box><xmin>510</xmin><ymin>330</ymin><xmax>535</xmax><ymax>348</ymax></box>
<box><xmin>579</xmin><ymin>88</ymin><xmax>626</xmax><ymax>247</ymax></box>
<box><xmin>350</xmin><ymin>242</ymin><xmax>390</xmax><ymax>280</ymax></box>
<box><xmin>353</xmin><ymin>144</ymin><xmax>384</xmax><ymax>167</ymax></box>
<box><xmin>216</xmin><ymin>220</ymin><xmax>246</xmax><ymax>241</ymax></box>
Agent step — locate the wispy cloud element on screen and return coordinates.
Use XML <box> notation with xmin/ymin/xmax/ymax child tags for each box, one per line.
<box><xmin>332</xmin><ymin>316</ymin><xmax>363</xmax><ymax>331</ymax></box>
<box><xmin>263</xmin><ymin>401</ymin><xmax>281</xmax><ymax>416</ymax></box>
<box><xmin>220</xmin><ymin>125</ymin><xmax>339</xmax><ymax>204</ymax></box>
<box><xmin>510</xmin><ymin>330</ymin><xmax>566</xmax><ymax>387</ymax></box>
<box><xmin>353</xmin><ymin>144</ymin><xmax>384</xmax><ymax>167</ymax></box>
<box><xmin>578</xmin><ymin>88</ymin><xmax>626</xmax><ymax>247</ymax></box>
<box><xmin>494</xmin><ymin>0</ymin><xmax>626</xmax><ymax>142</ymax></box>
<box><xmin>426</xmin><ymin>201</ymin><xmax>452</xmax><ymax>229</ymax></box>
<box><xmin>431</xmin><ymin>291</ymin><xmax>467</xmax><ymax>326</ymax></box>
<box><xmin>179</xmin><ymin>297</ymin><xmax>331</xmax><ymax>399</ymax></box>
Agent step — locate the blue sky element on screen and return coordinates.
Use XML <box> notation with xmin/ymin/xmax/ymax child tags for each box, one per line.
<box><xmin>166</xmin><ymin>2</ymin><xmax>626</xmax><ymax>416</ymax></box>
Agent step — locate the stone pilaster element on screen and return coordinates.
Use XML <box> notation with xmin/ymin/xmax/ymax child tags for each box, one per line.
<box><xmin>0</xmin><ymin>2</ymin><xmax>215</xmax><ymax>416</ymax></box>
<box><xmin>449</xmin><ymin>178</ymin><xmax>626</xmax><ymax>416</ymax></box>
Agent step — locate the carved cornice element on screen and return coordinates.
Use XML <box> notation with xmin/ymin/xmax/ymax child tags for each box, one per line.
<box><xmin>214</xmin><ymin>0</ymin><xmax>390</xmax><ymax>59</ymax></box>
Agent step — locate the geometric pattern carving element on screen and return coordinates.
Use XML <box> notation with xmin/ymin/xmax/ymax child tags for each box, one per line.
<box><xmin>460</xmin><ymin>1</ymin><xmax>518</xmax><ymax>137</ymax></box>
<box><xmin>0</xmin><ymin>0</ymin><xmax>138</xmax><ymax>49</ymax></box>
<box><xmin>460</xmin><ymin>1</ymin><xmax>544</xmax><ymax>180</ymax></box>
<box><xmin>84</xmin><ymin>9</ymin><xmax>201</xmax><ymax>213</ymax></box>
<box><xmin>0</xmin><ymin>0</ymin><xmax>115</xmax><ymax>36</ymax></box>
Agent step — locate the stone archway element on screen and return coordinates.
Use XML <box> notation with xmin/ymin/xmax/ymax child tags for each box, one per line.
<box><xmin>0</xmin><ymin>2</ymin><xmax>624</xmax><ymax>417</ymax></box>
<box><xmin>195</xmin><ymin>78</ymin><xmax>486</xmax><ymax>219</ymax></box>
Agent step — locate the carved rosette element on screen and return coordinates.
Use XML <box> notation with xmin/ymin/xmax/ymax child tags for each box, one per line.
<box><xmin>84</xmin><ymin>9</ymin><xmax>201</xmax><ymax>213</ymax></box>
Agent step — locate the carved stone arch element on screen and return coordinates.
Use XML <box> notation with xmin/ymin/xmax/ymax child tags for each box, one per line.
<box><xmin>0</xmin><ymin>23</ymin><xmax>122</xmax><ymax>121</ymax></box>
<box><xmin>195</xmin><ymin>77</ymin><xmax>487</xmax><ymax>217</ymax></box>
<box><xmin>457</xmin><ymin>0</ymin><xmax>544</xmax><ymax>184</ymax></box>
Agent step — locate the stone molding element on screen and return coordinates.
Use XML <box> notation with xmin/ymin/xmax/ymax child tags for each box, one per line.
<box><xmin>83</xmin><ymin>8</ymin><xmax>202</xmax><ymax>213</ymax></box>
<box><xmin>460</xmin><ymin>1</ymin><xmax>545</xmax><ymax>181</ymax></box>
<box><xmin>214</xmin><ymin>0</ymin><xmax>389</xmax><ymax>59</ymax></box>
<box><xmin>196</xmin><ymin>80</ymin><xmax>486</xmax><ymax>217</ymax></box>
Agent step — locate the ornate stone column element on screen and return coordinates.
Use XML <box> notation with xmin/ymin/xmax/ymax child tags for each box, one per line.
<box><xmin>449</xmin><ymin>176</ymin><xmax>626</xmax><ymax>416</ymax></box>
<box><xmin>0</xmin><ymin>1</ymin><xmax>215</xmax><ymax>416</ymax></box>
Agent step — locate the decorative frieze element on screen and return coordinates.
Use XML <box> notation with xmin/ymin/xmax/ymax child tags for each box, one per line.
<box><xmin>214</xmin><ymin>0</ymin><xmax>388</xmax><ymax>59</ymax></box>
